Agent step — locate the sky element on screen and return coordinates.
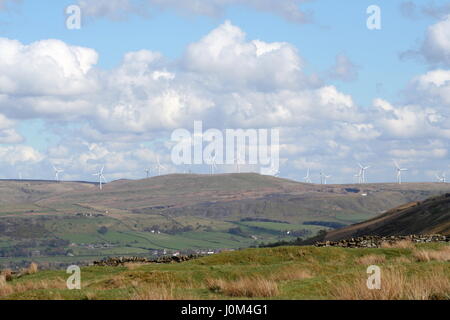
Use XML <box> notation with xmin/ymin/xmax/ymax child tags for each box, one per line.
<box><xmin>0</xmin><ymin>0</ymin><xmax>450</xmax><ymax>183</ymax></box>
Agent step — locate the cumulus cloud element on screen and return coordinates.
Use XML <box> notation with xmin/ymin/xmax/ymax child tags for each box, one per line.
<box><xmin>421</xmin><ymin>15</ymin><xmax>450</xmax><ymax>66</ymax></box>
<box><xmin>0</xmin><ymin>145</ymin><xmax>43</xmax><ymax>165</ymax></box>
<box><xmin>4</xmin><ymin>20</ymin><xmax>450</xmax><ymax>183</ymax></box>
<box><xmin>77</xmin><ymin>0</ymin><xmax>313</xmax><ymax>23</ymax></box>
<box><xmin>0</xmin><ymin>38</ymin><xmax>98</xmax><ymax>97</ymax></box>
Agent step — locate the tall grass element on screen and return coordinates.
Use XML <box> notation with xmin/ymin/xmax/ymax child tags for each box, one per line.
<box><xmin>0</xmin><ymin>278</ymin><xmax>66</xmax><ymax>298</ymax></box>
<box><xmin>380</xmin><ymin>240</ymin><xmax>414</xmax><ymax>249</ymax></box>
<box><xmin>414</xmin><ymin>246</ymin><xmax>450</xmax><ymax>262</ymax></box>
<box><xmin>330</xmin><ymin>267</ymin><xmax>450</xmax><ymax>300</ymax></box>
<box><xmin>355</xmin><ymin>254</ymin><xmax>386</xmax><ymax>265</ymax></box>
<box><xmin>206</xmin><ymin>277</ymin><xmax>279</xmax><ymax>298</ymax></box>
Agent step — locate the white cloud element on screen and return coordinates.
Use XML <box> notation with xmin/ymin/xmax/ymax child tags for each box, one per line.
<box><xmin>421</xmin><ymin>15</ymin><xmax>450</xmax><ymax>66</ymax></box>
<box><xmin>182</xmin><ymin>21</ymin><xmax>305</xmax><ymax>91</ymax></box>
<box><xmin>0</xmin><ymin>38</ymin><xmax>98</xmax><ymax>98</ymax></box>
<box><xmin>0</xmin><ymin>145</ymin><xmax>43</xmax><ymax>165</ymax></box>
<box><xmin>4</xmin><ymin>21</ymin><xmax>450</xmax><ymax>183</ymax></box>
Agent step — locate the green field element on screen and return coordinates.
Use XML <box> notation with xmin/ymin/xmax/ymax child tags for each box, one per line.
<box><xmin>1</xmin><ymin>242</ymin><xmax>448</xmax><ymax>300</ymax></box>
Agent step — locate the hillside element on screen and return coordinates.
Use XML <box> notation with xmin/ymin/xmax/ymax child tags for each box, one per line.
<box><xmin>1</xmin><ymin>242</ymin><xmax>449</xmax><ymax>300</ymax></box>
<box><xmin>326</xmin><ymin>193</ymin><xmax>450</xmax><ymax>241</ymax></box>
<box><xmin>2</xmin><ymin>173</ymin><xmax>450</xmax><ymax>269</ymax></box>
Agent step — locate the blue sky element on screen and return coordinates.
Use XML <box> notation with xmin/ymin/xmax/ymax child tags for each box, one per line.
<box><xmin>0</xmin><ymin>0</ymin><xmax>450</xmax><ymax>183</ymax></box>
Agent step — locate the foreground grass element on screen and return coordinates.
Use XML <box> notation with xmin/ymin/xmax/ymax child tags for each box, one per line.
<box><xmin>1</xmin><ymin>243</ymin><xmax>449</xmax><ymax>300</ymax></box>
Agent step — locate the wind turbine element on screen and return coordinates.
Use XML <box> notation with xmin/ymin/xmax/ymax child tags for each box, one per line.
<box><xmin>267</xmin><ymin>162</ymin><xmax>280</xmax><ymax>177</ymax></box>
<box><xmin>320</xmin><ymin>171</ymin><xmax>331</xmax><ymax>185</ymax></box>
<box><xmin>393</xmin><ymin>160</ymin><xmax>408</xmax><ymax>184</ymax></box>
<box><xmin>235</xmin><ymin>153</ymin><xmax>243</xmax><ymax>174</ymax></box>
<box><xmin>358</xmin><ymin>163</ymin><xmax>370</xmax><ymax>184</ymax></box>
<box><xmin>209</xmin><ymin>155</ymin><xmax>218</xmax><ymax>175</ymax></box>
<box><xmin>155</xmin><ymin>156</ymin><xmax>165</xmax><ymax>176</ymax></box>
<box><xmin>53</xmin><ymin>165</ymin><xmax>64</xmax><ymax>182</ymax></box>
<box><xmin>304</xmin><ymin>169</ymin><xmax>312</xmax><ymax>183</ymax></box>
<box><xmin>354</xmin><ymin>171</ymin><xmax>362</xmax><ymax>184</ymax></box>
<box><xmin>436</xmin><ymin>172</ymin><xmax>446</xmax><ymax>183</ymax></box>
<box><xmin>93</xmin><ymin>166</ymin><xmax>106</xmax><ymax>190</ymax></box>
<box><xmin>144</xmin><ymin>168</ymin><xmax>151</xmax><ymax>178</ymax></box>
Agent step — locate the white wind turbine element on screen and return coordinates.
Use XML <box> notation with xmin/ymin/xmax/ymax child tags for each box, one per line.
<box><xmin>93</xmin><ymin>166</ymin><xmax>106</xmax><ymax>190</ymax></box>
<box><xmin>304</xmin><ymin>169</ymin><xmax>312</xmax><ymax>183</ymax></box>
<box><xmin>155</xmin><ymin>156</ymin><xmax>165</xmax><ymax>176</ymax></box>
<box><xmin>53</xmin><ymin>165</ymin><xmax>64</xmax><ymax>182</ymax></box>
<box><xmin>320</xmin><ymin>171</ymin><xmax>331</xmax><ymax>185</ymax></box>
<box><xmin>358</xmin><ymin>163</ymin><xmax>370</xmax><ymax>184</ymax></box>
<box><xmin>235</xmin><ymin>152</ymin><xmax>243</xmax><ymax>174</ymax></box>
<box><xmin>354</xmin><ymin>171</ymin><xmax>362</xmax><ymax>184</ymax></box>
<box><xmin>144</xmin><ymin>168</ymin><xmax>151</xmax><ymax>179</ymax></box>
<box><xmin>393</xmin><ymin>160</ymin><xmax>408</xmax><ymax>184</ymax></box>
<box><xmin>209</xmin><ymin>155</ymin><xmax>218</xmax><ymax>175</ymax></box>
<box><xmin>267</xmin><ymin>162</ymin><xmax>280</xmax><ymax>177</ymax></box>
<box><xmin>436</xmin><ymin>172</ymin><xmax>446</xmax><ymax>183</ymax></box>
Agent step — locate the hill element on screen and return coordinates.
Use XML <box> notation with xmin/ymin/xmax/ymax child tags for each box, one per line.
<box><xmin>326</xmin><ymin>193</ymin><xmax>450</xmax><ymax>241</ymax></box>
<box><xmin>2</xmin><ymin>173</ymin><xmax>450</xmax><ymax>268</ymax></box>
<box><xmin>1</xmin><ymin>242</ymin><xmax>449</xmax><ymax>300</ymax></box>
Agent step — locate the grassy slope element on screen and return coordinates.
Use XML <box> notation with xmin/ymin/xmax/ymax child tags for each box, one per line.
<box><xmin>326</xmin><ymin>193</ymin><xmax>450</xmax><ymax>241</ymax></box>
<box><xmin>2</xmin><ymin>243</ymin><xmax>449</xmax><ymax>300</ymax></box>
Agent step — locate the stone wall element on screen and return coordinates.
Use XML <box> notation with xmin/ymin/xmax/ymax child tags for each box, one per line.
<box><xmin>315</xmin><ymin>234</ymin><xmax>449</xmax><ymax>248</ymax></box>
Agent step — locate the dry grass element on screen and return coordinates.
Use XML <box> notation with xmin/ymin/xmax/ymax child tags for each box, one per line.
<box><xmin>130</xmin><ymin>286</ymin><xmax>175</xmax><ymax>300</ymax></box>
<box><xmin>0</xmin><ymin>278</ymin><xmax>66</xmax><ymax>298</ymax></box>
<box><xmin>24</xmin><ymin>262</ymin><xmax>38</xmax><ymax>275</ymax></box>
<box><xmin>355</xmin><ymin>254</ymin><xmax>386</xmax><ymax>265</ymax></box>
<box><xmin>381</xmin><ymin>240</ymin><xmax>414</xmax><ymax>249</ymax></box>
<box><xmin>414</xmin><ymin>246</ymin><xmax>450</xmax><ymax>262</ymax></box>
<box><xmin>124</xmin><ymin>263</ymin><xmax>147</xmax><ymax>270</ymax></box>
<box><xmin>1</xmin><ymin>269</ymin><xmax>13</xmax><ymax>282</ymax></box>
<box><xmin>270</xmin><ymin>267</ymin><xmax>313</xmax><ymax>281</ymax></box>
<box><xmin>393</xmin><ymin>256</ymin><xmax>412</xmax><ymax>264</ymax></box>
<box><xmin>130</xmin><ymin>283</ymin><xmax>195</xmax><ymax>300</ymax></box>
<box><xmin>0</xmin><ymin>275</ymin><xmax>6</xmax><ymax>288</ymax></box>
<box><xmin>330</xmin><ymin>267</ymin><xmax>450</xmax><ymax>300</ymax></box>
<box><xmin>206</xmin><ymin>277</ymin><xmax>279</xmax><ymax>298</ymax></box>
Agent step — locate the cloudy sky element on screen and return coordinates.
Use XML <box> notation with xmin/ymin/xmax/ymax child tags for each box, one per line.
<box><xmin>0</xmin><ymin>0</ymin><xmax>450</xmax><ymax>183</ymax></box>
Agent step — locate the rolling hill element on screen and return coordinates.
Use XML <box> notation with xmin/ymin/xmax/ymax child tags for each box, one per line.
<box><xmin>2</xmin><ymin>173</ymin><xmax>450</xmax><ymax>268</ymax></box>
<box><xmin>326</xmin><ymin>193</ymin><xmax>450</xmax><ymax>241</ymax></box>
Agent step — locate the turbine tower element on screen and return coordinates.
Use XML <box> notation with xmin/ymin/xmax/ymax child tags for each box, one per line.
<box><xmin>354</xmin><ymin>171</ymin><xmax>362</xmax><ymax>184</ymax></box>
<box><xmin>235</xmin><ymin>153</ymin><xmax>243</xmax><ymax>174</ymax></box>
<box><xmin>53</xmin><ymin>165</ymin><xmax>64</xmax><ymax>182</ymax></box>
<box><xmin>393</xmin><ymin>160</ymin><xmax>408</xmax><ymax>184</ymax></box>
<box><xmin>93</xmin><ymin>166</ymin><xmax>106</xmax><ymax>190</ymax></box>
<box><xmin>209</xmin><ymin>155</ymin><xmax>218</xmax><ymax>175</ymax></box>
<box><xmin>155</xmin><ymin>156</ymin><xmax>165</xmax><ymax>176</ymax></box>
<box><xmin>320</xmin><ymin>171</ymin><xmax>331</xmax><ymax>185</ymax></box>
<box><xmin>304</xmin><ymin>169</ymin><xmax>312</xmax><ymax>183</ymax></box>
<box><xmin>358</xmin><ymin>163</ymin><xmax>370</xmax><ymax>184</ymax></box>
<box><xmin>144</xmin><ymin>168</ymin><xmax>150</xmax><ymax>179</ymax></box>
<box><xmin>436</xmin><ymin>172</ymin><xmax>446</xmax><ymax>183</ymax></box>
